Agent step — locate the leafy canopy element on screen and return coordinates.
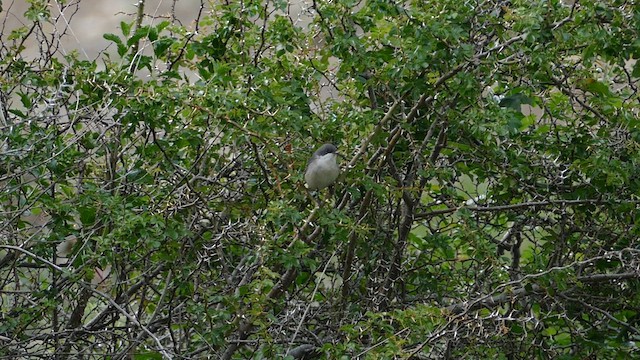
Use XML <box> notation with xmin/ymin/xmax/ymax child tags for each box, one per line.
<box><xmin>1</xmin><ymin>0</ymin><xmax>639</xmax><ymax>359</ymax></box>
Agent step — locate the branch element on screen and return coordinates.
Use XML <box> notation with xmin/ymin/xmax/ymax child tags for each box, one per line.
<box><xmin>445</xmin><ymin>253</ymin><xmax>640</xmax><ymax>315</ymax></box>
<box><xmin>0</xmin><ymin>245</ymin><xmax>174</xmax><ymax>359</ymax></box>
<box><xmin>559</xmin><ymin>293</ymin><xmax>640</xmax><ymax>335</ymax></box>
<box><xmin>404</xmin><ymin>251</ymin><xmax>640</xmax><ymax>357</ymax></box>
<box><xmin>415</xmin><ymin>199</ymin><xmax>639</xmax><ymax>219</ymax></box>
<box><xmin>446</xmin><ymin>284</ymin><xmax>542</xmax><ymax>314</ymax></box>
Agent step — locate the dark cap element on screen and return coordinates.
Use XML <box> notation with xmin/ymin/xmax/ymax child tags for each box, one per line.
<box><xmin>314</xmin><ymin>143</ymin><xmax>337</xmax><ymax>156</ymax></box>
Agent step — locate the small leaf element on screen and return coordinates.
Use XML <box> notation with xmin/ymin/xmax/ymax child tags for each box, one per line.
<box><xmin>126</xmin><ymin>168</ymin><xmax>154</xmax><ymax>184</ymax></box>
<box><xmin>153</xmin><ymin>37</ymin><xmax>175</xmax><ymax>57</ymax></box>
<box><xmin>148</xmin><ymin>27</ymin><xmax>158</xmax><ymax>42</ymax></box>
<box><xmin>133</xmin><ymin>352</ymin><xmax>163</xmax><ymax>360</ymax></box>
<box><xmin>103</xmin><ymin>33</ymin><xmax>123</xmax><ymax>45</ymax></box>
<box><xmin>120</xmin><ymin>21</ymin><xmax>132</xmax><ymax>36</ymax></box>
<box><xmin>579</xmin><ymin>78</ymin><xmax>611</xmax><ymax>96</ymax></box>
<box><xmin>156</xmin><ymin>21</ymin><xmax>171</xmax><ymax>33</ymax></box>
<box><xmin>46</xmin><ymin>160</ymin><xmax>59</xmax><ymax>172</ymax></box>
<box><xmin>8</xmin><ymin>109</ymin><xmax>27</xmax><ymax>118</ymax></box>
<box><xmin>103</xmin><ymin>33</ymin><xmax>128</xmax><ymax>56</ymax></box>
<box><xmin>632</xmin><ymin>61</ymin><xmax>640</xmax><ymax>78</ymax></box>
<box><xmin>78</xmin><ymin>206</ymin><xmax>96</xmax><ymax>226</ymax></box>
<box><xmin>499</xmin><ymin>93</ymin><xmax>532</xmax><ymax>112</ymax></box>
<box><xmin>18</xmin><ymin>92</ymin><xmax>31</xmax><ymax>108</ymax></box>
<box><xmin>127</xmin><ymin>26</ymin><xmax>150</xmax><ymax>47</ymax></box>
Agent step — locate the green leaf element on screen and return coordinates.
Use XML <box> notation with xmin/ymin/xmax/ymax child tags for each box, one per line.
<box><xmin>18</xmin><ymin>92</ymin><xmax>32</xmax><ymax>108</ymax></box>
<box><xmin>103</xmin><ymin>33</ymin><xmax>123</xmax><ymax>45</ymax></box>
<box><xmin>579</xmin><ymin>78</ymin><xmax>611</xmax><ymax>96</ymax></box>
<box><xmin>78</xmin><ymin>206</ymin><xmax>96</xmax><ymax>226</ymax></box>
<box><xmin>148</xmin><ymin>27</ymin><xmax>158</xmax><ymax>42</ymax></box>
<box><xmin>554</xmin><ymin>332</ymin><xmax>572</xmax><ymax>346</ymax></box>
<box><xmin>8</xmin><ymin>108</ymin><xmax>27</xmax><ymax>118</ymax></box>
<box><xmin>153</xmin><ymin>37</ymin><xmax>176</xmax><ymax>57</ymax></box>
<box><xmin>127</xmin><ymin>26</ymin><xmax>151</xmax><ymax>47</ymax></box>
<box><xmin>499</xmin><ymin>93</ymin><xmax>532</xmax><ymax>112</ymax></box>
<box><xmin>632</xmin><ymin>61</ymin><xmax>640</xmax><ymax>78</ymax></box>
<box><xmin>126</xmin><ymin>168</ymin><xmax>154</xmax><ymax>184</ymax></box>
<box><xmin>121</xmin><ymin>21</ymin><xmax>132</xmax><ymax>36</ymax></box>
<box><xmin>156</xmin><ymin>21</ymin><xmax>171</xmax><ymax>33</ymax></box>
<box><xmin>103</xmin><ymin>33</ymin><xmax>128</xmax><ymax>56</ymax></box>
<box><xmin>133</xmin><ymin>352</ymin><xmax>163</xmax><ymax>360</ymax></box>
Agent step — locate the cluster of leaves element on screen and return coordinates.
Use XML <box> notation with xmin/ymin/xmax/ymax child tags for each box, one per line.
<box><xmin>1</xmin><ymin>0</ymin><xmax>639</xmax><ymax>359</ymax></box>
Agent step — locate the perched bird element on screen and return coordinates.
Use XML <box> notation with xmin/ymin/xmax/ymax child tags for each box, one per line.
<box><xmin>305</xmin><ymin>143</ymin><xmax>340</xmax><ymax>190</ymax></box>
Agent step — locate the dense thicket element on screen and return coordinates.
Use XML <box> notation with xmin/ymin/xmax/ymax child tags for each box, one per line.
<box><xmin>1</xmin><ymin>0</ymin><xmax>639</xmax><ymax>358</ymax></box>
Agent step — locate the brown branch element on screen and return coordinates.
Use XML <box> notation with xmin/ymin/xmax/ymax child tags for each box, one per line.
<box><xmin>130</xmin><ymin>0</ymin><xmax>146</xmax><ymax>57</ymax></box>
<box><xmin>577</xmin><ymin>272</ymin><xmax>640</xmax><ymax>282</ymax></box>
<box><xmin>340</xmin><ymin>189</ymin><xmax>373</xmax><ymax>300</ymax></box>
<box><xmin>221</xmin><ymin>204</ymin><xmax>321</xmax><ymax>359</ymax></box>
<box><xmin>402</xmin><ymin>249</ymin><xmax>640</xmax><ymax>357</ymax></box>
<box><xmin>446</xmin><ymin>284</ymin><xmax>543</xmax><ymax>314</ymax></box>
<box><xmin>445</xmin><ymin>269</ymin><xmax>640</xmax><ymax>315</ymax></box>
<box><xmin>559</xmin><ymin>293</ymin><xmax>640</xmax><ymax>335</ymax></box>
<box><xmin>167</xmin><ymin>0</ymin><xmax>205</xmax><ymax>72</ymax></box>
<box><xmin>415</xmin><ymin>199</ymin><xmax>637</xmax><ymax>219</ymax></box>
<box><xmin>0</xmin><ymin>245</ymin><xmax>172</xmax><ymax>358</ymax></box>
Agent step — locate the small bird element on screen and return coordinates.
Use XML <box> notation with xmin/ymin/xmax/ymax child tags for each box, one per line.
<box><xmin>305</xmin><ymin>143</ymin><xmax>340</xmax><ymax>191</ymax></box>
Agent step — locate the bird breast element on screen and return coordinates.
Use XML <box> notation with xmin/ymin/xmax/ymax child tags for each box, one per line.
<box><xmin>305</xmin><ymin>154</ymin><xmax>339</xmax><ymax>190</ymax></box>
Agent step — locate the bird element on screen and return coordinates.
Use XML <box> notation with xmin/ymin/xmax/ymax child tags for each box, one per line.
<box><xmin>304</xmin><ymin>143</ymin><xmax>340</xmax><ymax>191</ymax></box>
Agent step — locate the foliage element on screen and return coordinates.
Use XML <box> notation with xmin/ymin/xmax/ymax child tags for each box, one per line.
<box><xmin>1</xmin><ymin>0</ymin><xmax>639</xmax><ymax>358</ymax></box>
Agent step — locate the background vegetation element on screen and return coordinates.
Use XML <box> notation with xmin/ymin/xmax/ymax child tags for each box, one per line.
<box><xmin>1</xmin><ymin>0</ymin><xmax>639</xmax><ymax>358</ymax></box>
